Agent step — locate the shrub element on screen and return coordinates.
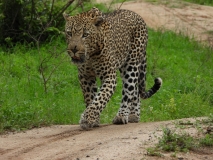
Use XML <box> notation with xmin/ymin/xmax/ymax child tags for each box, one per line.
<box><xmin>0</xmin><ymin>0</ymin><xmax>77</xmax><ymax>45</ymax></box>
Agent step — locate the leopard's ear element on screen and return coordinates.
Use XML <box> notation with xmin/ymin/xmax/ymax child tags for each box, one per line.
<box><xmin>63</xmin><ymin>12</ymin><xmax>70</xmax><ymax>21</ymax></box>
<box><xmin>88</xmin><ymin>7</ymin><xmax>104</xmax><ymax>26</ymax></box>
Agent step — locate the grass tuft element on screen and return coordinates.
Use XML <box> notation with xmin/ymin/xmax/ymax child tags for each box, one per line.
<box><xmin>157</xmin><ymin>128</ymin><xmax>196</xmax><ymax>152</ymax></box>
<box><xmin>146</xmin><ymin>117</ymin><xmax>213</xmax><ymax>157</ymax></box>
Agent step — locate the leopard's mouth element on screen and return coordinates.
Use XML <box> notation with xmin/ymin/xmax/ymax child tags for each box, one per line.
<box><xmin>71</xmin><ymin>55</ymin><xmax>85</xmax><ymax>64</ymax></box>
<box><xmin>72</xmin><ymin>56</ymin><xmax>80</xmax><ymax>60</ymax></box>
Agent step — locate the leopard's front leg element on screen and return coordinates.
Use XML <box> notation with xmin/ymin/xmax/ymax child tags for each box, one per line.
<box><xmin>79</xmin><ymin>104</ymin><xmax>100</xmax><ymax>129</ymax></box>
<box><xmin>80</xmin><ymin>73</ymin><xmax>117</xmax><ymax>130</ymax></box>
<box><xmin>78</xmin><ymin>65</ymin><xmax>98</xmax><ymax>108</ymax></box>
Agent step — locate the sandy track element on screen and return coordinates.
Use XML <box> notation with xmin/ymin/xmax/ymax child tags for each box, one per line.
<box><xmin>0</xmin><ymin>122</ymin><xmax>162</xmax><ymax>160</ymax></box>
<box><xmin>0</xmin><ymin>119</ymin><xmax>211</xmax><ymax>160</ymax></box>
<box><xmin>1</xmin><ymin>1</ymin><xmax>213</xmax><ymax>160</ymax></box>
<box><xmin>1</xmin><ymin>119</ymin><xmax>212</xmax><ymax>160</ymax></box>
<box><xmin>111</xmin><ymin>0</ymin><xmax>213</xmax><ymax>46</ymax></box>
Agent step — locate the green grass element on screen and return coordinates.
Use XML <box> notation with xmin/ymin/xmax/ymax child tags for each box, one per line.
<box><xmin>103</xmin><ymin>29</ymin><xmax>213</xmax><ymax>123</ymax></box>
<box><xmin>158</xmin><ymin>128</ymin><xmax>196</xmax><ymax>152</ymax></box>
<box><xmin>0</xmin><ymin>28</ymin><xmax>213</xmax><ymax>133</ymax></box>
<box><xmin>147</xmin><ymin>129</ymin><xmax>195</xmax><ymax>157</ymax></box>
<box><xmin>145</xmin><ymin>0</ymin><xmax>213</xmax><ymax>7</ymax></box>
<box><xmin>139</xmin><ymin>29</ymin><xmax>213</xmax><ymax>122</ymax></box>
<box><xmin>183</xmin><ymin>0</ymin><xmax>213</xmax><ymax>6</ymax></box>
<box><xmin>199</xmin><ymin>134</ymin><xmax>213</xmax><ymax>147</ymax></box>
<box><xmin>0</xmin><ymin>37</ymin><xmax>85</xmax><ymax>132</ymax></box>
<box><xmin>146</xmin><ymin>117</ymin><xmax>213</xmax><ymax>157</ymax></box>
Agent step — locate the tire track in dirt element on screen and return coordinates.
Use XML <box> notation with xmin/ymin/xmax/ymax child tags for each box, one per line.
<box><xmin>58</xmin><ymin>137</ymin><xmax>108</xmax><ymax>160</ymax></box>
<box><xmin>1</xmin><ymin>119</ymin><xmax>212</xmax><ymax>160</ymax></box>
<box><xmin>0</xmin><ymin>148</ymin><xmax>17</xmax><ymax>155</ymax></box>
<box><xmin>0</xmin><ymin>123</ymin><xmax>161</xmax><ymax>160</ymax></box>
<box><xmin>21</xmin><ymin>130</ymin><xmax>82</xmax><ymax>153</ymax></box>
<box><xmin>52</xmin><ymin>122</ymin><xmax>172</xmax><ymax>160</ymax></box>
<box><xmin>1</xmin><ymin>129</ymin><xmax>83</xmax><ymax>160</ymax></box>
<box><xmin>0</xmin><ymin>125</ymin><xmax>110</xmax><ymax>160</ymax></box>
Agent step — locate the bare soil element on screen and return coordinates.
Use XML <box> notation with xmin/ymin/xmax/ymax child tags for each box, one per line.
<box><xmin>1</xmin><ymin>1</ymin><xmax>213</xmax><ymax>160</ymax></box>
<box><xmin>106</xmin><ymin>0</ymin><xmax>213</xmax><ymax>46</ymax></box>
<box><xmin>0</xmin><ymin>118</ymin><xmax>212</xmax><ymax>160</ymax></box>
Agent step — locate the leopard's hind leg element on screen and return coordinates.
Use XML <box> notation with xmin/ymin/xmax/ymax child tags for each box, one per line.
<box><xmin>113</xmin><ymin>59</ymin><xmax>140</xmax><ymax>124</ymax></box>
<box><xmin>128</xmin><ymin>54</ymin><xmax>146</xmax><ymax>123</ymax></box>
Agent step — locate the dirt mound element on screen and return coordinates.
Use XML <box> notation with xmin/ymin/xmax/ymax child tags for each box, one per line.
<box><xmin>104</xmin><ymin>0</ymin><xmax>213</xmax><ymax>46</ymax></box>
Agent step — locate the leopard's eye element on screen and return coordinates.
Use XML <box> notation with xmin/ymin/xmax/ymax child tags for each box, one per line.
<box><xmin>82</xmin><ymin>32</ymin><xmax>89</xmax><ymax>38</ymax></box>
<box><xmin>82</xmin><ymin>29</ymin><xmax>89</xmax><ymax>38</ymax></box>
<box><xmin>66</xmin><ymin>31</ymin><xmax>72</xmax><ymax>37</ymax></box>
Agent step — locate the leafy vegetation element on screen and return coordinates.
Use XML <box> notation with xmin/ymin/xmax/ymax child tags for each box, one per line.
<box><xmin>0</xmin><ymin>0</ymin><xmax>109</xmax><ymax>45</ymax></box>
<box><xmin>199</xmin><ymin>134</ymin><xmax>213</xmax><ymax>147</ymax></box>
<box><xmin>183</xmin><ymin>0</ymin><xmax>213</xmax><ymax>6</ymax></box>
<box><xmin>145</xmin><ymin>0</ymin><xmax>213</xmax><ymax>7</ymax></box>
<box><xmin>0</xmin><ymin>36</ymin><xmax>83</xmax><ymax>132</ymax></box>
<box><xmin>146</xmin><ymin>117</ymin><xmax>213</xmax><ymax>157</ymax></box>
<box><xmin>139</xmin><ymin>29</ymin><xmax>213</xmax><ymax>122</ymax></box>
<box><xmin>158</xmin><ymin>128</ymin><xmax>196</xmax><ymax>152</ymax></box>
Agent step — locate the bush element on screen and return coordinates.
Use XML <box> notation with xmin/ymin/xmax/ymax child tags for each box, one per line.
<box><xmin>0</xmin><ymin>0</ymin><xmax>78</xmax><ymax>46</ymax></box>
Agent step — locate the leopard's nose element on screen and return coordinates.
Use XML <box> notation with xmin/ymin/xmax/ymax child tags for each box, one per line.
<box><xmin>71</xmin><ymin>46</ymin><xmax>78</xmax><ymax>54</ymax></box>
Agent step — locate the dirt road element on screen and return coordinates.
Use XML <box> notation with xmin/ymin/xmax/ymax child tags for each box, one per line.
<box><xmin>110</xmin><ymin>0</ymin><xmax>213</xmax><ymax>46</ymax></box>
<box><xmin>1</xmin><ymin>1</ymin><xmax>213</xmax><ymax>160</ymax></box>
<box><xmin>1</xmin><ymin>118</ymin><xmax>212</xmax><ymax>160</ymax></box>
<box><xmin>0</xmin><ymin>122</ymin><xmax>162</xmax><ymax>160</ymax></box>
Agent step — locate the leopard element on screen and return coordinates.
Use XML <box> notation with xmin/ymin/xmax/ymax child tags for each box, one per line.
<box><xmin>63</xmin><ymin>7</ymin><xmax>162</xmax><ymax>130</ymax></box>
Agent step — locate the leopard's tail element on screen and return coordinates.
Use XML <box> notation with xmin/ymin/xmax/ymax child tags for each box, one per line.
<box><xmin>139</xmin><ymin>77</ymin><xmax>162</xmax><ymax>99</ymax></box>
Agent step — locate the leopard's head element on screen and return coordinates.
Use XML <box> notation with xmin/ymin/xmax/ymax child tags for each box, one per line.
<box><xmin>63</xmin><ymin>7</ymin><xmax>104</xmax><ymax>64</ymax></box>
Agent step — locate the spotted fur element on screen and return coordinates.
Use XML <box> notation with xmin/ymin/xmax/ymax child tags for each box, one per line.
<box><xmin>63</xmin><ymin>7</ymin><xmax>162</xmax><ymax>130</ymax></box>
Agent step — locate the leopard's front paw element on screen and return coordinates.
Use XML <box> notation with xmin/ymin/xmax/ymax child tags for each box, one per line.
<box><xmin>112</xmin><ymin>115</ymin><xmax>128</xmax><ymax>124</ymax></box>
<box><xmin>79</xmin><ymin>112</ymin><xmax>100</xmax><ymax>130</ymax></box>
<box><xmin>128</xmin><ymin>114</ymin><xmax>140</xmax><ymax>123</ymax></box>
